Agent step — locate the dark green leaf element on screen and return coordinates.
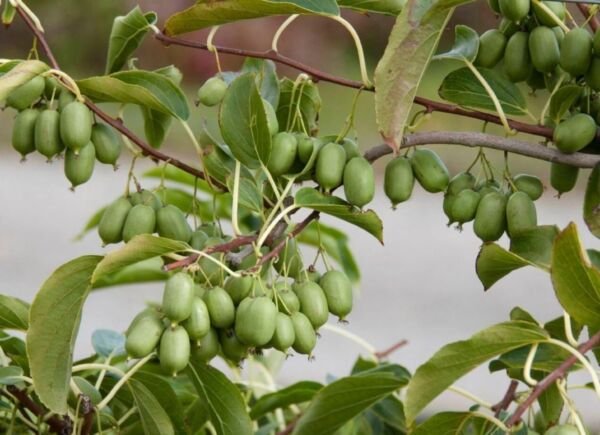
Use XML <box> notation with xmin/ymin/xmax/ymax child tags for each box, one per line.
<box><xmin>433</xmin><ymin>25</ymin><xmax>479</xmax><ymax>62</ymax></box>
<box><xmin>0</xmin><ymin>294</ymin><xmax>29</xmax><ymax>331</ymax></box>
<box><xmin>584</xmin><ymin>165</ymin><xmax>600</xmax><ymax>238</ymax></box>
<box><xmin>509</xmin><ymin>307</ymin><xmax>537</xmax><ymax>324</ymax></box>
<box><xmin>0</xmin><ymin>60</ymin><xmax>48</xmax><ymax>100</ymax></box>
<box><xmin>277</xmin><ymin>78</ymin><xmax>321</xmax><ymax>135</ymax></box>
<box><xmin>548</xmin><ymin>85</ymin><xmax>583</xmax><ymax>125</ymax></box>
<box><xmin>129</xmin><ymin>378</ymin><xmax>175</xmax><ymax>435</ymax></box>
<box><xmin>538</xmin><ymin>382</ymin><xmax>563</xmax><ymax>428</ymax></box>
<box><xmin>490</xmin><ymin>343</ymin><xmax>580</xmax><ymax>373</ymax></box>
<box><xmin>588</xmin><ymin>249</ymin><xmax>600</xmax><ymax>269</ymax></box>
<box><xmin>337</xmin><ymin>0</ymin><xmax>404</xmax><ymax>16</ymax></box>
<box><xmin>250</xmin><ymin>381</ymin><xmax>323</xmax><ymax>419</ymax></box>
<box><xmin>509</xmin><ymin>225</ymin><xmax>559</xmax><ymax>267</ymax></box>
<box><xmin>75</xmin><ymin>205</ymin><xmax>107</xmax><ymax>240</ymax></box>
<box><xmin>226</xmin><ymin>174</ymin><xmax>263</xmax><ymax>214</ymax></box>
<box><xmin>241</xmin><ymin>58</ymin><xmax>280</xmax><ymax>108</ymax></box>
<box><xmin>92</xmin><ymin>257</ymin><xmax>168</xmax><ymax>289</ymax></box>
<box><xmin>412</xmin><ymin>412</ymin><xmax>484</xmax><ymax>435</ymax></box>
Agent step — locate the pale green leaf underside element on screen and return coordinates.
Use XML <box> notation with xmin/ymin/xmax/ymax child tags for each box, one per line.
<box><xmin>0</xmin><ymin>60</ymin><xmax>48</xmax><ymax>101</ymax></box>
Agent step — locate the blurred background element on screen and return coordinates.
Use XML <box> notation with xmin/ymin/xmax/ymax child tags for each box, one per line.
<box><xmin>2</xmin><ymin>0</ymin><xmax>600</xmax><ymax>429</ymax></box>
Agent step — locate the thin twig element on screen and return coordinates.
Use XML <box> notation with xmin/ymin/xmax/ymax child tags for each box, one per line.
<box><xmin>577</xmin><ymin>3</ymin><xmax>600</xmax><ymax>32</ymax></box>
<box><xmin>374</xmin><ymin>340</ymin><xmax>409</xmax><ymax>360</ymax></box>
<box><xmin>6</xmin><ymin>386</ymin><xmax>71</xmax><ymax>434</ymax></box>
<box><xmin>492</xmin><ymin>380</ymin><xmax>518</xmax><ymax>417</ymax></box>
<box><xmin>80</xmin><ymin>396</ymin><xmax>94</xmax><ymax>435</ymax></box>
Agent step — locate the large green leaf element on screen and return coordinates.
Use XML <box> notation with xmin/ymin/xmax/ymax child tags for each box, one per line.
<box><xmin>292</xmin><ymin>370</ymin><xmax>408</xmax><ymax>435</ymax></box>
<box><xmin>0</xmin><ymin>294</ymin><xmax>29</xmax><ymax>331</ymax></box>
<box><xmin>164</xmin><ymin>0</ymin><xmax>339</xmax><ymax>36</ymax></box>
<box><xmin>489</xmin><ymin>343</ymin><xmax>580</xmax><ymax>374</ymax></box>
<box><xmin>412</xmin><ymin>412</ymin><xmax>485</xmax><ymax>435</ymax></box>
<box><xmin>277</xmin><ymin>78</ymin><xmax>321</xmax><ymax>135</ymax></box>
<box><xmin>374</xmin><ymin>0</ymin><xmax>453</xmax><ymax>148</ymax></box>
<box><xmin>295</xmin><ymin>188</ymin><xmax>383</xmax><ymax>243</ymax></box>
<box><xmin>77</xmin><ymin>70</ymin><xmax>189</xmax><ymax>120</ymax></box>
<box><xmin>92</xmin><ymin>257</ymin><xmax>168</xmax><ymax>289</ymax></box>
<box><xmin>433</xmin><ymin>25</ymin><xmax>478</xmax><ymax>62</ymax></box>
<box><xmin>548</xmin><ymin>85</ymin><xmax>583</xmax><ymax>125</ymax></box>
<box><xmin>404</xmin><ymin>321</ymin><xmax>549</xmax><ymax>424</ymax></box>
<box><xmin>584</xmin><ymin>165</ymin><xmax>600</xmax><ymax>238</ymax></box>
<box><xmin>439</xmin><ymin>67</ymin><xmax>527</xmax><ymax>116</ymax></box>
<box><xmin>551</xmin><ymin>223</ymin><xmax>600</xmax><ymax>330</ymax></box>
<box><xmin>337</xmin><ymin>0</ymin><xmax>405</xmax><ymax>15</ymax></box>
<box><xmin>241</xmin><ymin>58</ymin><xmax>280</xmax><ymax>109</ymax></box>
<box><xmin>186</xmin><ymin>361</ymin><xmax>253</xmax><ymax>435</ymax></box>
<box><xmin>27</xmin><ymin>256</ymin><xmax>103</xmax><ymax>413</ymax></box>
<box><xmin>250</xmin><ymin>381</ymin><xmax>323</xmax><ymax>419</ymax></box>
<box><xmin>0</xmin><ymin>60</ymin><xmax>48</xmax><ymax>101</ymax></box>
<box><xmin>105</xmin><ymin>6</ymin><xmax>158</xmax><ymax>74</ymax></box>
<box><xmin>219</xmin><ymin>73</ymin><xmax>272</xmax><ymax>169</ymax></box>
<box><xmin>129</xmin><ymin>378</ymin><xmax>175</xmax><ymax>435</ymax></box>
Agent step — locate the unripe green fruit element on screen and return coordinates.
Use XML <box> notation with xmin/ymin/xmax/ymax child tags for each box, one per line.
<box><xmin>499</xmin><ymin>18</ymin><xmax>519</xmax><ymax>38</ymax></box>
<box><xmin>319</xmin><ymin>270</ymin><xmax>353</xmax><ymax>320</ymax></box>
<box><xmin>475</xmin><ymin>29</ymin><xmax>507</xmax><ymax>68</ymax></box>
<box><xmin>60</xmin><ymin>101</ymin><xmax>93</xmax><ymax>152</ymax></box>
<box><xmin>384</xmin><ymin>156</ymin><xmax>414</xmax><ymax>206</ymax></box>
<box><xmin>130</xmin><ymin>189</ymin><xmax>163</xmax><ymax>211</ymax></box>
<box><xmin>156</xmin><ymin>205</ymin><xmax>192</xmax><ymax>242</ymax></box>
<box><xmin>68</xmin><ymin>377</ymin><xmax>102</xmax><ymax>407</ymax></box>
<box><xmin>527</xmin><ymin>70</ymin><xmax>546</xmax><ymax>91</ymax></box>
<box><xmin>410</xmin><ymin>149</ymin><xmax>450</xmax><ymax>193</ymax></box>
<box><xmin>204</xmin><ymin>286</ymin><xmax>235</xmax><ymax>328</ymax></box>
<box><xmin>270</xmin><ymin>313</ymin><xmax>296</xmax><ymax>352</ymax></box>
<box><xmin>550</xmin><ymin>162</ymin><xmax>579</xmax><ymax>195</ymax></box>
<box><xmin>190</xmin><ymin>230</ymin><xmax>209</xmax><ymax>251</ymax></box>
<box><xmin>6</xmin><ymin>75</ymin><xmax>44</xmax><ymax>110</ymax></box>
<box><xmin>268</xmin><ymin>132</ymin><xmax>298</xmax><ymax>176</ymax></box>
<box><xmin>274</xmin><ymin>238</ymin><xmax>303</xmax><ymax>279</ymax></box>
<box><xmin>553</xmin><ymin>27</ymin><xmax>565</xmax><ymax>47</ymax></box>
<box><xmin>98</xmin><ymin>197</ymin><xmax>132</xmax><ymax>244</ymax></box>
<box><xmin>443</xmin><ymin>194</ymin><xmax>457</xmax><ymax>225</ymax></box>
<box><xmin>316</xmin><ymin>142</ymin><xmax>346</xmax><ymax>191</ymax></box>
<box><xmin>159</xmin><ymin>326</ymin><xmax>190</xmax><ymax>376</ymax></box>
<box><xmin>197</xmin><ymin>77</ymin><xmax>228</xmax><ymax>107</ymax></box>
<box><xmin>544</xmin><ymin>425</ymin><xmax>579</xmax><ymax>435</ymax></box>
<box><xmin>219</xmin><ymin>330</ymin><xmax>249</xmax><ymax>363</ymax></box>
<box><xmin>447</xmin><ymin>172</ymin><xmax>476</xmax><ymax>196</ymax></box>
<box><xmin>34</xmin><ymin>109</ymin><xmax>64</xmax><ymax>160</ymax></box>
<box><xmin>343</xmin><ymin>157</ymin><xmax>375</xmax><ymax>208</ymax></box>
<box><xmin>12</xmin><ymin>108</ymin><xmax>39</xmax><ymax>157</ymax></box>
<box><xmin>488</xmin><ymin>0</ymin><xmax>500</xmax><ymax>13</ymax></box>
<box><xmin>506</xmin><ymin>191</ymin><xmax>537</xmax><ymax>237</ymax></box>
<box><xmin>474</xmin><ymin>192</ymin><xmax>507</xmax><ymax>242</ymax></box>
<box><xmin>298</xmin><ymin>135</ymin><xmax>318</xmax><ymax>164</ymax></box>
<box><xmin>514</xmin><ymin>174</ymin><xmax>544</xmax><ymax>201</ymax></box>
<box><xmin>125</xmin><ymin>310</ymin><xmax>164</xmax><ymax>358</ymax></box>
<box><xmin>594</xmin><ymin>29</ymin><xmax>600</xmax><ymax>53</ymax></box>
<box><xmin>341</xmin><ymin>138</ymin><xmax>361</xmax><ymax>162</ymax></box>
<box><xmin>263</xmin><ymin>99</ymin><xmax>279</xmax><ymax>136</ymax></box>
<box><xmin>499</xmin><ymin>0</ymin><xmax>530</xmax><ymax>23</ymax></box>
<box><xmin>43</xmin><ymin>77</ymin><xmax>61</xmax><ymax>100</ymax></box>
<box><xmin>299</xmin><ymin>269</ymin><xmax>321</xmax><ymax>283</ymax></box>
<box><xmin>277</xmin><ymin>289</ymin><xmax>300</xmax><ymax>314</ymax></box>
<box><xmin>553</xmin><ymin>114</ymin><xmax>597</xmax><ymax>153</ymax></box>
<box><xmin>183</xmin><ymin>297</ymin><xmax>211</xmax><ymax>340</ymax></box>
<box><xmin>529</xmin><ymin>27</ymin><xmax>560</xmax><ymax>73</ymax></box>
<box><xmin>191</xmin><ymin>328</ymin><xmax>220</xmax><ymax>362</ymax></box>
<box><xmin>58</xmin><ymin>91</ymin><xmax>75</xmax><ymax>111</ymax></box>
<box><xmin>560</xmin><ymin>28</ymin><xmax>593</xmax><ymax>76</ymax></box>
<box><xmin>451</xmin><ymin>189</ymin><xmax>481</xmax><ymax>224</ymax></box>
<box><xmin>294</xmin><ymin>281</ymin><xmax>329</xmax><ymax>329</ymax></box>
<box><xmin>197</xmin><ymin>237</ymin><xmax>225</xmax><ymax>286</ymax></box>
<box><xmin>122</xmin><ymin>204</ymin><xmax>156</xmax><ymax>242</ymax></box>
<box><xmin>235</xmin><ymin>296</ymin><xmax>278</xmax><ymax>346</ymax></box>
<box><xmin>162</xmin><ymin>272</ymin><xmax>195</xmax><ymax>323</ymax></box>
<box><xmin>476</xmin><ymin>181</ymin><xmax>501</xmax><ymax>198</ymax></box>
<box><xmin>533</xmin><ymin>1</ymin><xmax>565</xmax><ymax>26</ymax></box>
<box><xmin>224</xmin><ymin>276</ymin><xmax>255</xmax><ymax>305</ymax></box>
<box><xmin>64</xmin><ymin>141</ymin><xmax>95</xmax><ymax>188</ymax></box>
<box><xmin>291</xmin><ymin>312</ymin><xmax>317</xmax><ymax>355</ymax></box>
<box><xmin>91</xmin><ymin>123</ymin><xmax>122</xmax><ymax>166</ymax></box>
<box><xmin>505</xmin><ymin>32</ymin><xmax>532</xmax><ymax>82</ymax></box>
<box><xmin>586</xmin><ymin>57</ymin><xmax>600</xmax><ymax>91</ymax></box>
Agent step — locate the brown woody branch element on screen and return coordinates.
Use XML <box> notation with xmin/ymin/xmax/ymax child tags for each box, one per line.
<box><xmin>492</xmin><ymin>380</ymin><xmax>518</xmax><ymax>417</ymax></box>
<box><xmin>6</xmin><ymin>386</ymin><xmax>71</xmax><ymax>434</ymax></box>
<box><xmin>577</xmin><ymin>3</ymin><xmax>600</xmax><ymax>32</ymax></box>
<box><xmin>374</xmin><ymin>340</ymin><xmax>409</xmax><ymax>360</ymax></box>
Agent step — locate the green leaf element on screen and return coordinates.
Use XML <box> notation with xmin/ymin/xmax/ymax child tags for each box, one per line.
<box><xmin>144</xmin><ymin>164</ymin><xmax>211</xmax><ymax>192</ymax></box>
<box><xmin>548</xmin><ymin>85</ymin><xmax>583</xmax><ymax>125</ymax></box>
<box><xmin>0</xmin><ymin>60</ymin><xmax>48</xmax><ymax>101</ymax></box>
<box><xmin>374</xmin><ymin>1</ymin><xmax>452</xmax><ymax>148</ymax></box>
<box><xmin>164</xmin><ymin>0</ymin><xmax>339</xmax><ymax>36</ymax></box>
<box><xmin>337</xmin><ymin>0</ymin><xmax>405</xmax><ymax>16</ymax></box>
<box><xmin>439</xmin><ymin>67</ymin><xmax>527</xmax><ymax>116</ymax></box>
<box><xmin>538</xmin><ymin>382</ymin><xmax>563</xmax><ymax>428</ymax></box>
<box><xmin>0</xmin><ymin>366</ymin><xmax>24</xmax><ymax>386</ymax></box>
<box><xmin>433</xmin><ymin>25</ymin><xmax>479</xmax><ymax>62</ymax></box>
<box><xmin>105</xmin><ymin>6</ymin><xmax>158</xmax><ymax>74</ymax></box>
<box><xmin>404</xmin><ymin>321</ymin><xmax>549</xmax><ymax>424</ymax></box>
<box><xmin>412</xmin><ymin>412</ymin><xmax>485</xmax><ymax>435</ymax></box>
<box><xmin>92</xmin><ymin>235</ymin><xmax>189</xmax><ymax>282</ymax></box>
<box><xmin>92</xmin><ymin>257</ymin><xmax>168</xmax><ymax>289</ymax></box>
<box><xmin>91</xmin><ymin>329</ymin><xmax>125</xmax><ymax>357</ymax></box>
<box><xmin>77</xmin><ymin>70</ymin><xmax>189</xmax><ymax>120</ymax></box>
<box><xmin>551</xmin><ymin>223</ymin><xmax>600</xmax><ymax>330</ymax></box>
<box><xmin>0</xmin><ymin>294</ymin><xmax>29</xmax><ymax>331</ymax></box>
<box><xmin>277</xmin><ymin>78</ymin><xmax>322</xmax><ymax>135</ymax></box>
<box><xmin>509</xmin><ymin>225</ymin><xmax>559</xmax><ymax>267</ymax></box>
<box><xmin>490</xmin><ymin>343</ymin><xmax>579</xmax><ymax>374</ymax></box>
<box><xmin>186</xmin><ymin>362</ymin><xmax>252</xmax><ymax>435</ymax></box>
<box><xmin>250</xmin><ymin>381</ymin><xmax>322</xmax><ymax>419</ymax></box>
<box><xmin>241</xmin><ymin>58</ymin><xmax>280</xmax><ymax>108</ymax></box>
<box><xmin>292</xmin><ymin>372</ymin><xmax>407</xmax><ymax>435</ymax></box>
<box><xmin>584</xmin><ymin>165</ymin><xmax>600</xmax><ymax>238</ymax></box>
<box><xmin>226</xmin><ymin>174</ymin><xmax>263</xmax><ymax>214</ymax></box>
<box><xmin>27</xmin><ymin>256</ymin><xmax>103</xmax><ymax>413</ymax></box>
<box><xmin>129</xmin><ymin>378</ymin><xmax>175</xmax><ymax>435</ymax></box>
<box><xmin>588</xmin><ymin>249</ymin><xmax>600</xmax><ymax>269</ymax></box>
<box><xmin>295</xmin><ymin>188</ymin><xmax>383</xmax><ymax>243</ymax></box>
<box><xmin>75</xmin><ymin>205</ymin><xmax>107</xmax><ymax>240</ymax></box>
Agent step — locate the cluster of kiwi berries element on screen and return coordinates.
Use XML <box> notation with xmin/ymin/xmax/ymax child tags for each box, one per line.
<box><xmin>6</xmin><ymin>73</ymin><xmax>122</xmax><ymax>188</ymax></box>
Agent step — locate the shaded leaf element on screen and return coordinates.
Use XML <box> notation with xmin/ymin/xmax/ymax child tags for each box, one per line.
<box><xmin>277</xmin><ymin>78</ymin><xmax>321</xmax><ymax>135</ymax></box>
<box><xmin>129</xmin><ymin>378</ymin><xmax>175</xmax><ymax>435</ymax></box>
<box><xmin>0</xmin><ymin>60</ymin><xmax>48</xmax><ymax>101</ymax></box>
<box><xmin>250</xmin><ymin>381</ymin><xmax>323</xmax><ymax>419</ymax></box>
<box><xmin>548</xmin><ymin>85</ymin><xmax>583</xmax><ymax>125</ymax></box>
<box><xmin>433</xmin><ymin>25</ymin><xmax>479</xmax><ymax>62</ymax></box>
<box><xmin>0</xmin><ymin>294</ymin><xmax>29</xmax><ymax>331</ymax></box>
<box><xmin>0</xmin><ymin>366</ymin><xmax>24</xmax><ymax>386</ymax></box>
<box><xmin>584</xmin><ymin>165</ymin><xmax>600</xmax><ymax>238</ymax></box>
<box><xmin>92</xmin><ymin>257</ymin><xmax>168</xmax><ymax>289</ymax></box>
<box><xmin>412</xmin><ymin>412</ymin><xmax>484</xmax><ymax>435</ymax></box>
<box><xmin>241</xmin><ymin>58</ymin><xmax>280</xmax><ymax>108</ymax></box>
<box><xmin>337</xmin><ymin>0</ymin><xmax>405</xmax><ymax>16</ymax></box>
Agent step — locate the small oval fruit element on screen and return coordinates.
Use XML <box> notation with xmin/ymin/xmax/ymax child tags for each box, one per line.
<box><xmin>12</xmin><ymin>108</ymin><xmax>39</xmax><ymax>158</ymax></box>
<box><xmin>268</xmin><ymin>132</ymin><xmax>298</xmax><ymax>176</ymax></box>
<box><xmin>544</xmin><ymin>425</ymin><xmax>579</xmax><ymax>435</ymax></box>
<box><xmin>550</xmin><ymin>162</ymin><xmax>579</xmax><ymax>195</ymax></box>
<box><xmin>219</xmin><ymin>331</ymin><xmax>249</xmax><ymax>364</ymax></box>
<box><xmin>44</xmin><ymin>76</ymin><xmax>61</xmax><ymax>100</ymax></box>
<box><xmin>122</xmin><ymin>204</ymin><xmax>156</xmax><ymax>242</ymax></box>
<box><xmin>277</xmin><ymin>289</ymin><xmax>300</xmax><ymax>314</ymax></box>
<box><xmin>297</xmin><ymin>135</ymin><xmax>318</xmax><ymax>164</ymax></box>
<box><xmin>553</xmin><ymin>114</ymin><xmax>597</xmax><ymax>153</ymax></box>
<box><xmin>532</xmin><ymin>1</ymin><xmax>565</xmax><ymax>26</ymax></box>
<box><xmin>156</xmin><ymin>205</ymin><xmax>193</xmax><ymax>242</ymax></box>
<box><xmin>443</xmin><ymin>194</ymin><xmax>457</xmax><ymax>225</ymax></box>
<box><xmin>204</xmin><ymin>286</ymin><xmax>235</xmax><ymax>328</ymax></box>
<box><xmin>487</xmin><ymin>0</ymin><xmax>500</xmax><ymax>13</ymax></box>
<box><xmin>451</xmin><ymin>189</ymin><xmax>481</xmax><ymax>224</ymax></box>
<box><xmin>294</xmin><ymin>281</ymin><xmax>329</xmax><ymax>329</ymax></box>
<box><xmin>529</xmin><ymin>27</ymin><xmax>560</xmax><ymax>73</ymax></box>
<box><xmin>473</xmin><ymin>192</ymin><xmax>507</xmax><ymax>242</ymax></box>
<box><xmin>58</xmin><ymin>91</ymin><xmax>75</xmax><ymax>110</ymax></box>
<box><xmin>34</xmin><ymin>109</ymin><xmax>64</xmax><ymax>160</ymax></box>
<box><xmin>513</xmin><ymin>174</ymin><xmax>544</xmax><ymax>200</ymax></box>
<box><xmin>197</xmin><ymin>77</ymin><xmax>228</xmax><ymax>107</ymax></box>
<box><xmin>499</xmin><ymin>0</ymin><xmax>530</xmax><ymax>23</ymax></box>
<box><xmin>60</xmin><ymin>101</ymin><xmax>93</xmax><ymax>152</ymax></box>
<box><xmin>183</xmin><ymin>297</ymin><xmax>211</xmax><ymax>340</ymax></box>
<box><xmin>447</xmin><ymin>172</ymin><xmax>476</xmax><ymax>196</ymax></box>
<box><xmin>560</xmin><ymin>28</ymin><xmax>593</xmax><ymax>76</ymax></box>
<box><xmin>98</xmin><ymin>197</ymin><xmax>133</xmax><ymax>244</ymax></box>
<box><xmin>410</xmin><ymin>149</ymin><xmax>450</xmax><ymax>193</ymax></box>
<box><xmin>224</xmin><ymin>276</ymin><xmax>255</xmax><ymax>305</ymax></box>
<box><xmin>291</xmin><ymin>312</ymin><xmax>317</xmax><ymax>355</ymax></box>
<box><xmin>159</xmin><ymin>326</ymin><xmax>191</xmax><ymax>376</ymax></box>
<box><xmin>476</xmin><ymin>180</ymin><xmax>501</xmax><ymax>198</ymax></box>
<box><xmin>341</xmin><ymin>138</ymin><xmax>361</xmax><ymax>161</ymax></box>
<box><xmin>475</xmin><ymin>29</ymin><xmax>507</xmax><ymax>68</ymax></box>
<box><xmin>504</xmin><ymin>32</ymin><xmax>532</xmax><ymax>82</ymax></box>
<box><xmin>506</xmin><ymin>191</ymin><xmax>537</xmax><ymax>238</ymax></box>
<box><xmin>343</xmin><ymin>157</ymin><xmax>375</xmax><ymax>208</ymax></box>
<box><xmin>499</xmin><ymin>18</ymin><xmax>519</xmax><ymax>38</ymax></box>
<box><xmin>263</xmin><ymin>99</ymin><xmax>279</xmax><ymax>136</ymax></box>
<box><xmin>197</xmin><ymin>237</ymin><xmax>226</xmax><ymax>286</ymax></box>
<box><xmin>384</xmin><ymin>156</ymin><xmax>414</xmax><ymax>206</ymax></box>
<box><xmin>191</xmin><ymin>328</ymin><xmax>220</xmax><ymax>362</ymax></box>
<box><xmin>235</xmin><ymin>296</ymin><xmax>278</xmax><ymax>346</ymax></box>
<box><xmin>162</xmin><ymin>272</ymin><xmax>195</xmax><ymax>324</ymax></box>
<box><xmin>91</xmin><ymin>123</ymin><xmax>122</xmax><ymax>166</ymax></box>
<box><xmin>315</xmin><ymin>142</ymin><xmax>346</xmax><ymax>191</ymax></box>
<box><xmin>270</xmin><ymin>313</ymin><xmax>296</xmax><ymax>352</ymax></box>
<box><xmin>6</xmin><ymin>75</ymin><xmax>45</xmax><ymax>110</ymax></box>
<box><xmin>595</xmin><ymin>28</ymin><xmax>600</xmax><ymax>53</ymax></box>
<box><xmin>130</xmin><ymin>189</ymin><xmax>162</xmax><ymax>211</ymax></box>
<box><xmin>586</xmin><ymin>57</ymin><xmax>600</xmax><ymax>92</ymax></box>
<box><xmin>125</xmin><ymin>310</ymin><xmax>164</xmax><ymax>358</ymax></box>
<box><xmin>273</xmin><ymin>238</ymin><xmax>303</xmax><ymax>279</ymax></box>
<box><xmin>190</xmin><ymin>230</ymin><xmax>209</xmax><ymax>251</ymax></box>
<box><xmin>319</xmin><ymin>270</ymin><xmax>353</xmax><ymax>320</ymax></box>
<box><xmin>64</xmin><ymin>141</ymin><xmax>95</xmax><ymax>188</ymax></box>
